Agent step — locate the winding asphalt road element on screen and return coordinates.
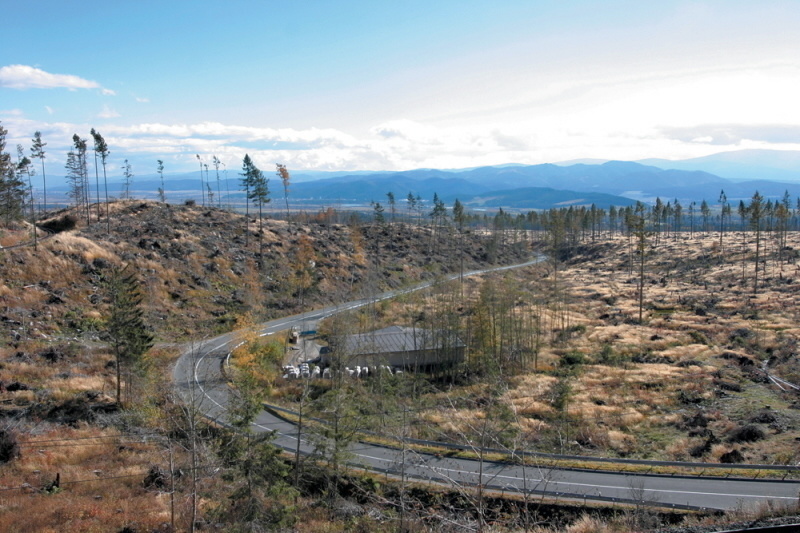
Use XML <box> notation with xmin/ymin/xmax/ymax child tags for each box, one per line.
<box><xmin>173</xmin><ymin>260</ymin><xmax>800</xmax><ymax>512</ymax></box>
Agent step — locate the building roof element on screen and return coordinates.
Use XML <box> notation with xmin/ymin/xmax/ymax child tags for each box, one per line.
<box><xmin>339</xmin><ymin>326</ymin><xmax>463</xmax><ymax>356</ymax></box>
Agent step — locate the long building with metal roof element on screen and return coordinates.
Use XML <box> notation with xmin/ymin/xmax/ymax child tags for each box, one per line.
<box><xmin>322</xmin><ymin>325</ymin><xmax>465</xmax><ymax>370</ymax></box>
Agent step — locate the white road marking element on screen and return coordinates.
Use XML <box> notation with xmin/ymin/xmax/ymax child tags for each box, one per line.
<box><xmin>180</xmin><ymin>254</ymin><xmax>798</xmax><ymax>510</ymax></box>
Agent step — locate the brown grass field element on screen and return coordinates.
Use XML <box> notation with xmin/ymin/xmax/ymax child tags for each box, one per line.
<box><xmin>286</xmin><ymin>229</ymin><xmax>800</xmax><ymax>468</ymax></box>
<box><xmin>420</xmin><ymin>230</ymin><xmax>800</xmax><ymax>464</ymax></box>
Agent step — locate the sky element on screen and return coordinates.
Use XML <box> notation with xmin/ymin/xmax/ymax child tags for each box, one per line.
<box><xmin>3</xmin><ymin>0</ymin><xmax>800</xmax><ymax>182</ymax></box>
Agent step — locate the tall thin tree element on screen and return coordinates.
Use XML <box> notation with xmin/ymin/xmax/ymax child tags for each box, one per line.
<box><xmin>700</xmin><ymin>199</ymin><xmax>710</xmax><ymax>233</ymax></box>
<box><xmin>122</xmin><ymin>159</ymin><xmax>133</xmax><ymax>200</ymax></box>
<box><xmin>630</xmin><ymin>202</ymin><xmax>650</xmax><ymax>324</ymax></box>
<box><xmin>277</xmin><ymin>163</ymin><xmax>291</xmax><ymax>220</ymax></box>
<box><xmin>386</xmin><ymin>191</ymin><xmax>396</xmax><ymax>225</ymax></box>
<box><xmin>196</xmin><ymin>154</ymin><xmax>205</xmax><ymax>207</ymax></box>
<box><xmin>718</xmin><ymin>190</ymin><xmax>728</xmax><ymax>255</ymax></box>
<box><xmin>406</xmin><ymin>192</ymin><xmax>416</xmax><ymax>224</ymax></box>
<box><xmin>748</xmin><ymin>191</ymin><xmax>765</xmax><ymax>295</ymax></box>
<box><xmin>248</xmin><ymin>160</ymin><xmax>270</xmax><ymax>267</ymax></box>
<box><xmin>30</xmin><ymin>131</ymin><xmax>47</xmax><ymax>214</ymax></box>
<box><xmin>240</xmin><ymin>154</ymin><xmax>255</xmax><ymax>247</ymax></box>
<box><xmin>72</xmin><ymin>134</ymin><xmax>90</xmax><ymax>223</ymax></box>
<box><xmin>204</xmin><ymin>163</ymin><xmax>211</xmax><ymax>206</ymax></box>
<box><xmin>453</xmin><ymin>198</ymin><xmax>466</xmax><ymax>289</ymax></box>
<box><xmin>157</xmin><ymin>159</ymin><xmax>166</xmax><ymax>203</ymax></box>
<box><xmin>90</xmin><ymin>128</ymin><xmax>103</xmax><ymax>221</ymax></box>
<box><xmin>15</xmin><ymin>145</ymin><xmax>36</xmax><ymax>248</ymax></box>
<box><xmin>90</xmin><ymin>130</ymin><xmax>110</xmax><ymax>233</ymax></box>
<box><xmin>221</xmin><ymin>161</ymin><xmax>231</xmax><ymax>209</ymax></box>
<box><xmin>212</xmin><ymin>156</ymin><xmax>222</xmax><ymax>207</ymax></box>
<box><xmin>64</xmin><ymin>150</ymin><xmax>81</xmax><ymax>212</ymax></box>
<box><xmin>776</xmin><ymin>191</ymin><xmax>791</xmax><ymax>265</ymax></box>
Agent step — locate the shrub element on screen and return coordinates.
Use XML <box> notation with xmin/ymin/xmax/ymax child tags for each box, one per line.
<box><xmin>143</xmin><ymin>465</ymin><xmax>166</xmax><ymax>489</ymax></box>
<box><xmin>719</xmin><ymin>448</ymin><xmax>744</xmax><ymax>463</ymax></box>
<box><xmin>555</xmin><ymin>324</ymin><xmax>586</xmax><ymax>343</ymax></box>
<box><xmin>551</xmin><ymin>378</ymin><xmax>572</xmax><ymax>411</ymax></box>
<box><xmin>561</xmin><ymin>350</ymin><xmax>585</xmax><ymax>367</ymax></box>
<box><xmin>728</xmin><ymin>424</ymin><xmax>766</xmax><ymax>443</ymax></box>
<box><xmin>678</xmin><ymin>388</ymin><xmax>704</xmax><ymax>405</ymax></box>
<box><xmin>596</xmin><ymin>343</ymin><xmax>626</xmax><ymax>366</ymax></box>
<box><xmin>0</xmin><ymin>429</ymin><xmax>20</xmax><ymax>463</ymax></box>
<box><xmin>688</xmin><ymin>330</ymin><xmax>709</xmax><ymax>345</ymax></box>
<box><xmin>39</xmin><ymin>214</ymin><xmax>77</xmax><ymax>233</ymax></box>
<box><xmin>37</xmin><ymin>343</ymin><xmax>78</xmax><ymax>363</ymax></box>
<box><xmin>689</xmin><ymin>435</ymin><xmax>717</xmax><ymax>458</ymax></box>
<box><xmin>714</xmin><ymin>379</ymin><xmax>743</xmax><ymax>392</ymax></box>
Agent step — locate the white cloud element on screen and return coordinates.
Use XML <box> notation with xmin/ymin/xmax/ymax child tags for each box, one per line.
<box><xmin>98</xmin><ymin>105</ymin><xmax>120</xmax><ymax>119</ymax></box>
<box><xmin>110</xmin><ymin>121</ymin><xmax>360</xmax><ymax>149</ymax></box>
<box><xmin>10</xmin><ymin>113</ymin><xmax>800</xmax><ymax>177</ymax></box>
<box><xmin>0</xmin><ymin>64</ymin><xmax>108</xmax><ymax>92</ymax></box>
<box><xmin>101</xmin><ymin>88</ymin><xmax>116</xmax><ymax>96</ymax></box>
<box><xmin>134</xmin><ymin>96</ymin><xmax>150</xmax><ymax>103</ymax></box>
<box><xmin>45</xmin><ymin>106</ymin><xmax>54</xmax><ymax>115</ymax></box>
<box><xmin>372</xmin><ymin>119</ymin><xmax>440</xmax><ymax>141</ymax></box>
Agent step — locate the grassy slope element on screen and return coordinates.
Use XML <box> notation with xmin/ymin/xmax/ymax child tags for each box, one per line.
<box><xmin>0</xmin><ymin>201</ymin><xmax>530</xmax><ymax>531</ymax></box>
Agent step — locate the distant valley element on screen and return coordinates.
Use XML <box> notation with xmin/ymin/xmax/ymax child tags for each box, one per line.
<box><xmin>46</xmin><ymin>149</ymin><xmax>800</xmax><ymax>211</ymax></box>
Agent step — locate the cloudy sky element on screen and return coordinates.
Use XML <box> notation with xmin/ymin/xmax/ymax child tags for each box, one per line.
<box><xmin>2</xmin><ymin>0</ymin><xmax>800</xmax><ymax>180</ymax></box>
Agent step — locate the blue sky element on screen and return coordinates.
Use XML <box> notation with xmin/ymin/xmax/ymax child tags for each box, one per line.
<box><xmin>3</xmin><ymin>0</ymin><xmax>800</xmax><ymax>182</ymax></box>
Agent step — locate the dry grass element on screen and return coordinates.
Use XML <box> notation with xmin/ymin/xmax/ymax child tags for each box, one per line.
<box><xmin>0</xmin><ymin>426</ymin><xmax>171</xmax><ymax>533</ymax></box>
<box><xmin>562</xmin><ymin>514</ymin><xmax>619</xmax><ymax>533</ymax></box>
<box><xmin>0</xmin><ymin>344</ymin><xmax>116</xmax><ymax>399</ymax></box>
<box><xmin>5</xmin><ymin>206</ymin><xmax>800</xmax><ymax>529</ymax></box>
<box><xmin>47</xmin><ymin>233</ymin><xmax>120</xmax><ymax>264</ymax></box>
<box><xmin>385</xmin><ymin>231</ymin><xmax>800</xmax><ymax>463</ymax></box>
<box><xmin>0</xmin><ymin>336</ymin><xmax>210</xmax><ymax>531</ymax></box>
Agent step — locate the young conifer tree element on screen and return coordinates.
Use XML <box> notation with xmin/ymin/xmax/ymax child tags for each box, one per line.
<box><xmin>122</xmin><ymin>159</ymin><xmax>133</xmax><ymax>199</ymax></box>
<box><xmin>241</xmin><ymin>154</ymin><xmax>269</xmax><ymax>264</ymax></box>
<box><xmin>101</xmin><ymin>266</ymin><xmax>154</xmax><ymax>406</ymax></box>
<box><xmin>748</xmin><ymin>191</ymin><xmax>765</xmax><ymax>295</ymax></box>
<box><xmin>0</xmin><ymin>132</ymin><xmax>26</xmax><ymax>224</ymax></box>
<box><xmin>30</xmin><ymin>131</ymin><xmax>47</xmax><ymax>213</ymax></box>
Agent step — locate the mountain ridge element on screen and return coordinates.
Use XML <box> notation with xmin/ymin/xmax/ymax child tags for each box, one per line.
<box><xmin>45</xmin><ymin>150</ymin><xmax>800</xmax><ymax>209</ymax></box>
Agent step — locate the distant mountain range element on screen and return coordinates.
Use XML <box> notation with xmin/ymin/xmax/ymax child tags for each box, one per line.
<box><xmin>46</xmin><ymin>149</ymin><xmax>800</xmax><ymax>211</ymax></box>
<box><xmin>639</xmin><ymin>149</ymin><xmax>800</xmax><ymax>183</ymax></box>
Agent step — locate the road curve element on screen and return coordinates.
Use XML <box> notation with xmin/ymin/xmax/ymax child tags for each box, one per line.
<box><xmin>173</xmin><ymin>259</ymin><xmax>800</xmax><ymax>512</ymax></box>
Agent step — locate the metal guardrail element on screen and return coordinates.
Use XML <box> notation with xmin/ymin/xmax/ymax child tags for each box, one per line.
<box><xmin>361</xmin><ymin>460</ymin><xmax>715</xmax><ymax>513</ymax></box>
<box><xmin>263</xmin><ymin>402</ymin><xmax>800</xmax><ymax>476</ymax></box>
<box><xmin>712</xmin><ymin>525</ymin><xmax>800</xmax><ymax>533</ymax></box>
<box><xmin>205</xmin><ymin>401</ymin><xmax>717</xmax><ymax>512</ymax></box>
<box><xmin>234</xmin><ymin>405</ymin><xmax>718</xmax><ymax>512</ymax></box>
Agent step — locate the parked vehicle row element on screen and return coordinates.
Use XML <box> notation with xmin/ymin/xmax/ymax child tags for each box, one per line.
<box><xmin>281</xmin><ymin>363</ymin><xmax>403</xmax><ymax>380</ymax></box>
